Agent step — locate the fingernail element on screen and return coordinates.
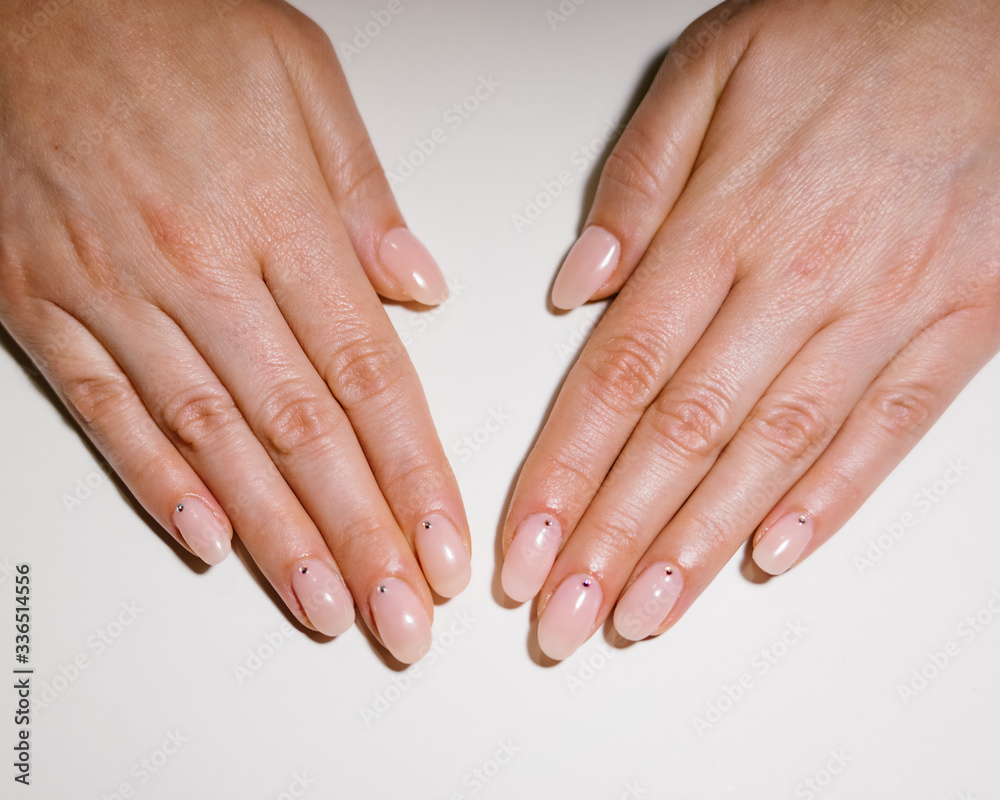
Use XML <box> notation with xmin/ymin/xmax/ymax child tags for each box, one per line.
<box><xmin>414</xmin><ymin>514</ymin><xmax>471</xmax><ymax>598</ymax></box>
<box><xmin>551</xmin><ymin>226</ymin><xmax>620</xmax><ymax>310</ymax></box>
<box><xmin>292</xmin><ymin>559</ymin><xmax>355</xmax><ymax>637</ymax></box>
<box><xmin>753</xmin><ymin>512</ymin><xmax>813</xmax><ymax>575</ymax></box>
<box><xmin>378</xmin><ymin>227</ymin><xmax>448</xmax><ymax>305</ymax></box>
<box><xmin>369</xmin><ymin>578</ymin><xmax>432</xmax><ymax>664</ymax></box>
<box><xmin>501</xmin><ymin>514</ymin><xmax>562</xmax><ymax>602</ymax></box>
<box><xmin>613</xmin><ymin>562</ymin><xmax>683</xmax><ymax>641</ymax></box>
<box><xmin>172</xmin><ymin>496</ymin><xmax>231</xmax><ymax>566</ymax></box>
<box><xmin>537</xmin><ymin>574</ymin><xmax>603</xmax><ymax>660</ymax></box>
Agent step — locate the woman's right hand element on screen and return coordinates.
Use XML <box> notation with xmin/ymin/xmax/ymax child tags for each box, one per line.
<box><xmin>0</xmin><ymin>0</ymin><xmax>470</xmax><ymax>663</ymax></box>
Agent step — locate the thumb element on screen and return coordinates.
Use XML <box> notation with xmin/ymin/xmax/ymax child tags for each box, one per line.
<box><xmin>551</xmin><ymin>2</ymin><xmax>753</xmax><ymax>310</ymax></box>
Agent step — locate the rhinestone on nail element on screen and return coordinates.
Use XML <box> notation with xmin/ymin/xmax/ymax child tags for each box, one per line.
<box><xmin>377</xmin><ymin>585</ymin><xmax>387</xmax><ymax>593</ymax></box>
<box><xmin>299</xmin><ymin>566</ymin><xmax>308</xmax><ymax>574</ymax></box>
<box><xmin>798</xmin><ymin>515</ymin><xmax>808</xmax><ymax>525</ymax></box>
<box><xmin>544</xmin><ymin>519</ymin><xmax>553</xmax><ymax>527</ymax></box>
<box><xmin>664</xmin><ymin>566</ymin><xmax>673</xmax><ymax>576</ymax></box>
<box><xmin>176</xmin><ymin>503</ymin><xmax>184</xmax><ymax>513</ymax></box>
<box><xmin>422</xmin><ymin>521</ymin><xmax>432</xmax><ymax>529</ymax></box>
<box><xmin>582</xmin><ymin>579</ymin><xmax>592</xmax><ymax>588</ymax></box>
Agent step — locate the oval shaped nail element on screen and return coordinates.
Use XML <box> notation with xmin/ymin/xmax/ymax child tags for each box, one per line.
<box><xmin>537</xmin><ymin>574</ymin><xmax>603</xmax><ymax>660</ymax></box>
<box><xmin>369</xmin><ymin>578</ymin><xmax>432</xmax><ymax>664</ymax></box>
<box><xmin>292</xmin><ymin>559</ymin><xmax>355</xmax><ymax>637</ymax></box>
<box><xmin>414</xmin><ymin>514</ymin><xmax>471</xmax><ymax>598</ymax></box>
<box><xmin>613</xmin><ymin>562</ymin><xmax>683</xmax><ymax>641</ymax></box>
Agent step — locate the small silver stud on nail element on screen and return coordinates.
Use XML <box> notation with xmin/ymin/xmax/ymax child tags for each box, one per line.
<box><xmin>176</xmin><ymin>503</ymin><xmax>184</xmax><ymax>513</ymax></box>
<box><xmin>299</xmin><ymin>566</ymin><xmax>308</xmax><ymax>574</ymax></box>
<box><xmin>798</xmin><ymin>515</ymin><xmax>808</xmax><ymax>525</ymax></box>
<box><xmin>544</xmin><ymin>519</ymin><xmax>553</xmax><ymax>527</ymax></box>
<box><xmin>665</xmin><ymin>566</ymin><xmax>673</xmax><ymax>576</ymax></box>
<box><xmin>377</xmin><ymin>585</ymin><xmax>387</xmax><ymax>593</ymax></box>
<box><xmin>582</xmin><ymin>579</ymin><xmax>592</xmax><ymax>588</ymax></box>
<box><xmin>422</xmin><ymin>521</ymin><xmax>432</xmax><ymax>529</ymax></box>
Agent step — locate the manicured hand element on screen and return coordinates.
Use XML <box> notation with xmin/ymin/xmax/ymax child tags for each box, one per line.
<box><xmin>0</xmin><ymin>0</ymin><xmax>471</xmax><ymax>663</ymax></box>
<box><xmin>502</xmin><ymin>0</ymin><xmax>1000</xmax><ymax>659</ymax></box>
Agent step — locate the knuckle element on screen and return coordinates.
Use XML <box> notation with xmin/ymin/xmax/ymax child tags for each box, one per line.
<box><xmin>601</xmin><ymin>126</ymin><xmax>677</xmax><ymax>207</ymax></box>
<box><xmin>745</xmin><ymin>393</ymin><xmax>833</xmax><ymax>463</ymax></box>
<box><xmin>326</xmin><ymin>336</ymin><xmax>406</xmax><ymax>407</ymax></box>
<box><xmin>162</xmin><ymin>385</ymin><xmax>243</xmax><ymax>452</ymax></box>
<box><xmin>686</xmin><ymin>509</ymin><xmax>736</xmax><ymax>552</ymax></box>
<box><xmin>647</xmin><ymin>379</ymin><xmax>733</xmax><ymax>460</ymax></box>
<box><xmin>330</xmin><ymin>138</ymin><xmax>387</xmax><ymax>207</ymax></box>
<box><xmin>867</xmin><ymin>383</ymin><xmax>936</xmax><ymax>438</ymax></box>
<box><xmin>258</xmin><ymin>384</ymin><xmax>341</xmax><ymax>458</ymax></box>
<box><xmin>384</xmin><ymin>458</ymin><xmax>450</xmax><ymax>512</ymax></box>
<box><xmin>329</xmin><ymin>515</ymin><xmax>386</xmax><ymax>564</ymax></box>
<box><xmin>64</xmin><ymin>372</ymin><xmax>132</xmax><ymax>426</ymax></box>
<box><xmin>580</xmin><ymin>330</ymin><xmax>670</xmax><ymax>414</ymax></box>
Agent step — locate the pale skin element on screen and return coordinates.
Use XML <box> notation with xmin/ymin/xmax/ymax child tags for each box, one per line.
<box><xmin>0</xmin><ymin>0</ymin><xmax>470</xmax><ymax>664</ymax></box>
<box><xmin>2</xmin><ymin>0</ymin><xmax>998</xmax><ymax>663</ymax></box>
<box><xmin>505</xmin><ymin>0</ymin><xmax>1000</xmax><ymax>658</ymax></box>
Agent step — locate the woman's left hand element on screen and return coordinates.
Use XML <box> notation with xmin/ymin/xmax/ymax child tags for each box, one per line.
<box><xmin>501</xmin><ymin>0</ymin><xmax>1000</xmax><ymax>659</ymax></box>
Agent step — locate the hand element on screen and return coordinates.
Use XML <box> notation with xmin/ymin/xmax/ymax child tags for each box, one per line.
<box><xmin>0</xmin><ymin>0</ymin><xmax>470</xmax><ymax>663</ymax></box>
<box><xmin>501</xmin><ymin>0</ymin><xmax>1000</xmax><ymax>659</ymax></box>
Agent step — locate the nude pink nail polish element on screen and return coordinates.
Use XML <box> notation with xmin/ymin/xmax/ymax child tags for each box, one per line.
<box><xmin>537</xmin><ymin>574</ymin><xmax>603</xmax><ymax>660</ymax></box>
<box><xmin>292</xmin><ymin>559</ymin><xmax>355</xmax><ymax>637</ymax></box>
<box><xmin>613</xmin><ymin>562</ymin><xmax>683</xmax><ymax>641</ymax></box>
<box><xmin>172</xmin><ymin>496</ymin><xmax>231</xmax><ymax>566</ymax></box>
<box><xmin>378</xmin><ymin>227</ymin><xmax>448</xmax><ymax>305</ymax></box>
<box><xmin>501</xmin><ymin>514</ymin><xmax>562</xmax><ymax>602</ymax></box>
<box><xmin>753</xmin><ymin>512</ymin><xmax>814</xmax><ymax>575</ymax></box>
<box><xmin>369</xmin><ymin>578</ymin><xmax>432</xmax><ymax>664</ymax></box>
<box><xmin>551</xmin><ymin>226</ymin><xmax>620</xmax><ymax>310</ymax></box>
<box><xmin>414</xmin><ymin>514</ymin><xmax>471</xmax><ymax>598</ymax></box>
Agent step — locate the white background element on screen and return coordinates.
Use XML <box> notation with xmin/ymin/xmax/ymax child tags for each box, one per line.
<box><xmin>2</xmin><ymin>0</ymin><xmax>998</xmax><ymax>798</ymax></box>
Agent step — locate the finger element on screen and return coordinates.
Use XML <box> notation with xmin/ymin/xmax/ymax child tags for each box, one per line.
<box><xmin>606</xmin><ymin>317</ymin><xmax>888</xmax><ymax>642</ymax></box>
<box><xmin>18</xmin><ymin>302</ymin><xmax>233</xmax><ymax>566</ymax></box>
<box><xmin>529</xmin><ymin>282</ymin><xmax>851</xmax><ymax>658</ymax></box>
<box><xmin>751</xmin><ymin>308</ymin><xmax>1000</xmax><ymax>576</ymax></box>
<box><xmin>502</xmin><ymin>231</ymin><xmax>735</xmax><ymax>604</ymax></box>
<box><xmin>260</xmin><ymin>195</ymin><xmax>471</xmax><ymax>598</ymax></box>
<box><xmin>131</xmin><ymin>221</ymin><xmax>444</xmax><ymax>661</ymax></box>
<box><xmin>550</xmin><ymin>3</ymin><xmax>753</xmax><ymax>310</ymax></box>
<box><xmin>74</xmin><ymin>296</ymin><xmax>362</xmax><ymax>639</ymax></box>
<box><xmin>273</xmin><ymin>7</ymin><xmax>447</xmax><ymax>305</ymax></box>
